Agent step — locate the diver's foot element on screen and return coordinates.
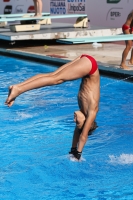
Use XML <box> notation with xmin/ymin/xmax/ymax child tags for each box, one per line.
<box><xmin>33</xmin><ymin>14</ymin><xmax>42</xmax><ymax>17</ymax></box>
<box><xmin>128</xmin><ymin>60</ymin><xmax>133</xmax><ymax>65</ymax></box>
<box><xmin>5</xmin><ymin>85</ymin><xmax>20</xmax><ymax>107</ymax></box>
<box><xmin>120</xmin><ymin>63</ymin><xmax>132</xmax><ymax>70</ymax></box>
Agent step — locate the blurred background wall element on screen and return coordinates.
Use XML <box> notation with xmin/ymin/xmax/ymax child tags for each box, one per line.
<box><xmin>0</xmin><ymin>0</ymin><xmax>132</xmax><ymax>28</ymax></box>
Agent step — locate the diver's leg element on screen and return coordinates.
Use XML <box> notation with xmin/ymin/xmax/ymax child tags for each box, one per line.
<box><xmin>5</xmin><ymin>57</ymin><xmax>91</xmax><ymax>107</ymax></box>
<box><xmin>120</xmin><ymin>40</ymin><xmax>132</xmax><ymax>69</ymax></box>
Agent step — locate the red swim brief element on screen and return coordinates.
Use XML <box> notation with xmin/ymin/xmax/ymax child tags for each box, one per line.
<box><xmin>80</xmin><ymin>54</ymin><xmax>98</xmax><ymax>75</ymax></box>
<box><xmin>122</xmin><ymin>24</ymin><xmax>130</xmax><ymax>31</ymax></box>
<box><xmin>122</xmin><ymin>24</ymin><xmax>133</xmax><ymax>33</ymax></box>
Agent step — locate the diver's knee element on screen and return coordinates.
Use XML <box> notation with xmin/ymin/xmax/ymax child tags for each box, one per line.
<box><xmin>53</xmin><ymin>74</ymin><xmax>65</xmax><ymax>84</ymax></box>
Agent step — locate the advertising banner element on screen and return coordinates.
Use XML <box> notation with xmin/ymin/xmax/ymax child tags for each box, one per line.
<box><xmin>87</xmin><ymin>0</ymin><xmax>133</xmax><ymax>28</ymax></box>
<box><xmin>1</xmin><ymin>0</ymin><xmax>32</xmax><ymax>14</ymax></box>
<box><xmin>67</xmin><ymin>0</ymin><xmax>86</xmax><ymax>14</ymax></box>
<box><xmin>0</xmin><ymin>0</ymin><xmax>47</xmax><ymax>15</ymax></box>
<box><xmin>50</xmin><ymin>0</ymin><xmax>66</xmax><ymax>15</ymax></box>
<box><xmin>0</xmin><ymin>0</ymin><xmax>133</xmax><ymax>28</ymax></box>
<box><xmin>49</xmin><ymin>0</ymin><xmax>86</xmax><ymax>15</ymax></box>
<box><xmin>49</xmin><ymin>0</ymin><xmax>86</xmax><ymax>23</ymax></box>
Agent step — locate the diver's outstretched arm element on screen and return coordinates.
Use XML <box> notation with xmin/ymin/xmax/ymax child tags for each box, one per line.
<box><xmin>78</xmin><ymin>108</ymin><xmax>98</xmax><ymax>153</ymax></box>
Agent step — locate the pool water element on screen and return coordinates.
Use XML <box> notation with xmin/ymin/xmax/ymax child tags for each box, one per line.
<box><xmin>0</xmin><ymin>55</ymin><xmax>133</xmax><ymax>200</ymax></box>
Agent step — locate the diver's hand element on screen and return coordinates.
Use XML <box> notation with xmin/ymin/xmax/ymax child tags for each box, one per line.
<box><xmin>69</xmin><ymin>147</ymin><xmax>77</xmax><ymax>154</ymax></box>
<box><xmin>73</xmin><ymin>150</ymin><xmax>82</xmax><ymax>160</ymax></box>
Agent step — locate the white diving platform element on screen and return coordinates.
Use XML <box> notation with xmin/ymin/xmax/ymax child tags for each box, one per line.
<box><xmin>0</xmin><ymin>12</ymin><xmax>51</xmax><ymax>30</ymax></box>
<box><xmin>56</xmin><ymin>34</ymin><xmax>133</xmax><ymax>44</ymax></box>
<box><xmin>0</xmin><ymin>12</ymin><xmax>50</xmax><ymax>18</ymax></box>
<box><xmin>0</xmin><ymin>14</ymin><xmax>87</xmax><ymax>22</ymax></box>
<box><xmin>0</xmin><ymin>13</ymin><xmax>123</xmax><ymax>44</ymax></box>
<box><xmin>0</xmin><ymin>22</ymin><xmax>122</xmax><ymax>42</ymax></box>
<box><xmin>0</xmin><ymin>14</ymin><xmax>88</xmax><ymax>32</ymax></box>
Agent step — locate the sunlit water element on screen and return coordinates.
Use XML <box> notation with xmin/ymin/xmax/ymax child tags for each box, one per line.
<box><xmin>0</xmin><ymin>55</ymin><xmax>133</xmax><ymax>200</ymax></box>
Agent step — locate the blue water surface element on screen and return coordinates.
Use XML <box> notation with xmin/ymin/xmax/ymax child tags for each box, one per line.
<box><xmin>0</xmin><ymin>55</ymin><xmax>133</xmax><ymax>200</ymax></box>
